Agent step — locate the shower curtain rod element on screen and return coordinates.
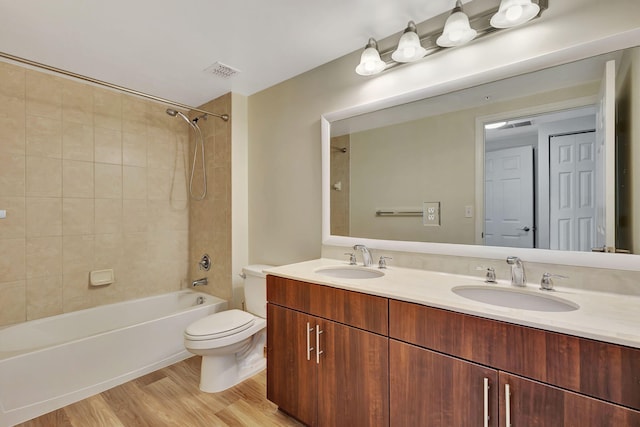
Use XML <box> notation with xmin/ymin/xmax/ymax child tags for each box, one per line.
<box><xmin>0</xmin><ymin>51</ymin><xmax>230</xmax><ymax>121</ymax></box>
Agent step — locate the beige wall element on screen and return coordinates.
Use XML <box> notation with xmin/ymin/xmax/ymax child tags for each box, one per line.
<box><xmin>248</xmin><ymin>0</ymin><xmax>640</xmax><ymax>266</ymax></box>
<box><xmin>187</xmin><ymin>94</ymin><xmax>233</xmax><ymax>303</ymax></box>
<box><xmin>330</xmin><ymin>135</ymin><xmax>350</xmax><ymax>237</ymax></box>
<box><xmin>0</xmin><ymin>61</ymin><xmax>191</xmax><ymax>326</ymax></box>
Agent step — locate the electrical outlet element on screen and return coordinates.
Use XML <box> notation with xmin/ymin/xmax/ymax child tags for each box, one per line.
<box><xmin>465</xmin><ymin>205</ymin><xmax>473</xmax><ymax>218</ymax></box>
<box><xmin>423</xmin><ymin>202</ymin><xmax>440</xmax><ymax>226</ymax></box>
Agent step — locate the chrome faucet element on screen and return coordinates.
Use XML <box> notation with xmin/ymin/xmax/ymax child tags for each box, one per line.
<box><xmin>191</xmin><ymin>277</ymin><xmax>208</xmax><ymax>287</ymax></box>
<box><xmin>353</xmin><ymin>244</ymin><xmax>373</xmax><ymax>267</ymax></box>
<box><xmin>506</xmin><ymin>256</ymin><xmax>526</xmax><ymax>287</ymax></box>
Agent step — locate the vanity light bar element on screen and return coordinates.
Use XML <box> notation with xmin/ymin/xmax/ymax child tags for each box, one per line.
<box><xmin>357</xmin><ymin>0</ymin><xmax>548</xmax><ymax>75</ymax></box>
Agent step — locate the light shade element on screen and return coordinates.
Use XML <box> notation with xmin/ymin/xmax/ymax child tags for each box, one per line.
<box><xmin>355</xmin><ymin>38</ymin><xmax>386</xmax><ymax>76</ymax></box>
<box><xmin>490</xmin><ymin>0</ymin><xmax>540</xmax><ymax>28</ymax></box>
<box><xmin>391</xmin><ymin>21</ymin><xmax>427</xmax><ymax>63</ymax></box>
<box><xmin>436</xmin><ymin>6</ymin><xmax>477</xmax><ymax>48</ymax></box>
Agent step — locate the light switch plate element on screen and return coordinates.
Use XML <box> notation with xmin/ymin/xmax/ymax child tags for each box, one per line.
<box><xmin>423</xmin><ymin>202</ymin><xmax>440</xmax><ymax>226</ymax></box>
<box><xmin>465</xmin><ymin>205</ymin><xmax>473</xmax><ymax>218</ymax></box>
<box><xmin>0</xmin><ymin>210</ymin><xmax>6</xmax><ymax>219</ymax></box>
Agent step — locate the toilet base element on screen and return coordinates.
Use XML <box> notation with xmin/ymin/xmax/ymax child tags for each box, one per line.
<box><xmin>199</xmin><ymin>351</ymin><xmax>266</xmax><ymax>393</ymax></box>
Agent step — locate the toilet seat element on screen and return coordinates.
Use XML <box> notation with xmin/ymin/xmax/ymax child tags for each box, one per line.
<box><xmin>185</xmin><ymin>309</ymin><xmax>255</xmax><ymax>341</ymax></box>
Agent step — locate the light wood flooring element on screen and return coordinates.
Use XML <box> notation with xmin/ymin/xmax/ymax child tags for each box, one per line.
<box><xmin>17</xmin><ymin>357</ymin><xmax>303</xmax><ymax>427</ymax></box>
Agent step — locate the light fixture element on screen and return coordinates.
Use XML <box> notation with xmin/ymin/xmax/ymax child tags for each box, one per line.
<box><xmin>436</xmin><ymin>0</ymin><xmax>477</xmax><ymax>47</ymax></box>
<box><xmin>490</xmin><ymin>0</ymin><xmax>541</xmax><ymax>28</ymax></box>
<box><xmin>355</xmin><ymin>38</ymin><xmax>387</xmax><ymax>76</ymax></box>
<box><xmin>392</xmin><ymin>21</ymin><xmax>427</xmax><ymax>63</ymax></box>
<box><xmin>355</xmin><ymin>0</ymin><xmax>547</xmax><ymax>76</ymax></box>
<box><xmin>485</xmin><ymin>121</ymin><xmax>507</xmax><ymax>129</ymax></box>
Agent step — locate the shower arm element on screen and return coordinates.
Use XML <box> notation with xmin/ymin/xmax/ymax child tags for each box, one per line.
<box><xmin>0</xmin><ymin>50</ymin><xmax>229</xmax><ymax>122</ymax></box>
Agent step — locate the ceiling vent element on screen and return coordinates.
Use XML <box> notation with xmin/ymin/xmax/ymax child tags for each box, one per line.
<box><xmin>204</xmin><ymin>62</ymin><xmax>241</xmax><ymax>79</ymax></box>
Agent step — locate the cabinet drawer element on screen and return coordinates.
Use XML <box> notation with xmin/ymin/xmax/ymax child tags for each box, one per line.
<box><xmin>267</xmin><ymin>275</ymin><xmax>388</xmax><ymax>335</ymax></box>
<box><xmin>389</xmin><ymin>299</ymin><xmax>640</xmax><ymax>411</ymax></box>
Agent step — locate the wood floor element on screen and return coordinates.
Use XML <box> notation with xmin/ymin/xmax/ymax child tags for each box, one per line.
<box><xmin>17</xmin><ymin>357</ymin><xmax>303</xmax><ymax>427</ymax></box>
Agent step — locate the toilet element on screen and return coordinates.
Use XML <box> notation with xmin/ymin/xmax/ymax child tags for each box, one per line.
<box><xmin>184</xmin><ymin>264</ymin><xmax>272</xmax><ymax>393</ymax></box>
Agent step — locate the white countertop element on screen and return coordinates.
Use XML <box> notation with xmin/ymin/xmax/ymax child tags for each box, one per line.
<box><xmin>265</xmin><ymin>258</ymin><xmax>640</xmax><ymax>349</ymax></box>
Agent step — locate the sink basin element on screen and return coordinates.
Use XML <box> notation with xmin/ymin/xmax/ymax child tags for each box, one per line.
<box><xmin>452</xmin><ymin>286</ymin><xmax>579</xmax><ymax>312</ymax></box>
<box><xmin>315</xmin><ymin>266</ymin><xmax>385</xmax><ymax>279</ymax></box>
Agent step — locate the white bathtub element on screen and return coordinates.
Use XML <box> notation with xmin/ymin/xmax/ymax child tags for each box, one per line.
<box><xmin>0</xmin><ymin>290</ymin><xmax>227</xmax><ymax>427</ymax></box>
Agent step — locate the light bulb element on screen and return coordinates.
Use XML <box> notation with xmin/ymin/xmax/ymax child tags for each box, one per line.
<box><xmin>449</xmin><ymin>30</ymin><xmax>462</xmax><ymax>42</ymax></box>
<box><xmin>506</xmin><ymin>5</ymin><xmax>523</xmax><ymax>21</ymax></box>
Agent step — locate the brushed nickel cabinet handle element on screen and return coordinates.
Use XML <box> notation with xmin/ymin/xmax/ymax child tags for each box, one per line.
<box><xmin>306</xmin><ymin>322</ymin><xmax>314</xmax><ymax>361</ymax></box>
<box><xmin>315</xmin><ymin>325</ymin><xmax>323</xmax><ymax>364</ymax></box>
<box><xmin>483</xmin><ymin>377</ymin><xmax>490</xmax><ymax>427</ymax></box>
<box><xmin>505</xmin><ymin>383</ymin><xmax>511</xmax><ymax>427</ymax></box>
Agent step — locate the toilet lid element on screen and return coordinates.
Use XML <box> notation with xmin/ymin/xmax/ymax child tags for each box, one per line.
<box><xmin>185</xmin><ymin>309</ymin><xmax>256</xmax><ymax>340</ymax></box>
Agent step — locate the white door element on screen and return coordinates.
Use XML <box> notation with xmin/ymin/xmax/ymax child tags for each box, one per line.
<box><xmin>484</xmin><ymin>145</ymin><xmax>534</xmax><ymax>248</ymax></box>
<box><xmin>594</xmin><ymin>60</ymin><xmax>616</xmax><ymax>250</ymax></box>
<box><xmin>549</xmin><ymin>132</ymin><xmax>597</xmax><ymax>251</ymax></box>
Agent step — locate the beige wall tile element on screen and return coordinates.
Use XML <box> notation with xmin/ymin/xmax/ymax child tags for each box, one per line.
<box><xmin>0</xmin><ymin>113</ymin><xmax>26</xmax><ymax>155</ymax></box>
<box><xmin>26</xmin><ymin>236</ymin><xmax>62</xmax><ymax>278</ymax></box>
<box><xmin>62</xmin><ymin>270</ymin><xmax>92</xmax><ymax>311</ymax></box>
<box><xmin>26</xmin><ymin>197</ymin><xmax>62</xmax><ymax>237</ymax></box>
<box><xmin>93</xmin><ymin>88</ymin><xmax>121</xmax><ymax>130</ymax></box>
<box><xmin>63</xmin><ymin>198</ymin><xmax>94</xmax><ymax>235</ymax></box>
<box><xmin>63</xmin><ymin>159</ymin><xmax>94</xmax><ymax>198</ymax></box>
<box><xmin>94</xmin><ymin>127</ymin><xmax>122</xmax><ymax>164</ymax></box>
<box><xmin>122</xmin><ymin>97</ymin><xmax>149</xmax><ymax>125</ymax></box>
<box><xmin>26</xmin><ymin>156</ymin><xmax>62</xmax><ymax>197</ymax></box>
<box><xmin>62</xmin><ymin>80</ymin><xmax>93</xmax><ymax>124</ymax></box>
<box><xmin>123</xmin><ymin>199</ymin><xmax>147</xmax><ymax>233</ymax></box>
<box><xmin>62</xmin><ymin>121</ymin><xmax>94</xmax><ymax>161</ymax></box>
<box><xmin>0</xmin><ymin>280</ymin><xmax>26</xmax><ymax>326</ymax></box>
<box><xmin>26</xmin><ymin>275</ymin><xmax>63</xmax><ymax>320</ymax></box>
<box><xmin>0</xmin><ymin>153</ymin><xmax>25</xmax><ymax>196</ymax></box>
<box><xmin>123</xmin><ymin>166</ymin><xmax>147</xmax><ymax>199</ymax></box>
<box><xmin>0</xmin><ymin>62</ymin><xmax>25</xmax><ymax>98</ymax></box>
<box><xmin>0</xmin><ymin>238</ymin><xmax>26</xmax><ymax>282</ymax></box>
<box><xmin>26</xmin><ymin>71</ymin><xmax>62</xmax><ymax>120</ymax></box>
<box><xmin>94</xmin><ymin>163</ymin><xmax>122</xmax><ymax>198</ymax></box>
<box><xmin>123</xmin><ymin>131</ymin><xmax>147</xmax><ymax>167</ymax></box>
<box><xmin>63</xmin><ymin>235</ymin><xmax>94</xmax><ymax>277</ymax></box>
<box><xmin>147</xmin><ymin>167</ymin><xmax>172</xmax><ymax>200</ymax></box>
<box><xmin>95</xmin><ymin>198</ymin><xmax>122</xmax><ymax>234</ymax></box>
<box><xmin>26</xmin><ymin>115</ymin><xmax>62</xmax><ymax>158</ymax></box>
<box><xmin>94</xmin><ymin>233</ymin><xmax>123</xmax><ymax>271</ymax></box>
<box><xmin>0</xmin><ymin>197</ymin><xmax>26</xmax><ymax>239</ymax></box>
<box><xmin>147</xmin><ymin>127</ymin><xmax>174</xmax><ymax>169</ymax></box>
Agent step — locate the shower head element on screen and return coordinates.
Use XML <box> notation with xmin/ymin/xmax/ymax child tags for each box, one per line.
<box><xmin>166</xmin><ymin>108</ymin><xmax>194</xmax><ymax>127</ymax></box>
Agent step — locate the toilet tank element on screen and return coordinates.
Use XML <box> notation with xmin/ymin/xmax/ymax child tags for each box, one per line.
<box><xmin>243</xmin><ymin>265</ymin><xmax>273</xmax><ymax>318</ymax></box>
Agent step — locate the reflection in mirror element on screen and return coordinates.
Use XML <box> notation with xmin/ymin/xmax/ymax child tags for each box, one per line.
<box><xmin>328</xmin><ymin>47</ymin><xmax>639</xmax><ymax>255</ymax></box>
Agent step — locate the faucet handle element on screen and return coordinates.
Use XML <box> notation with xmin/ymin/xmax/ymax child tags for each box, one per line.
<box><xmin>378</xmin><ymin>256</ymin><xmax>392</xmax><ymax>269</ymax></box>
<box><xmin>344</xmin><ymin>252</ymin><xmax>357</xmax><ymax>265</ymax></box>
<box><xmin>476</xmin><ymin>266</ymin><xmax>497</xmax><ymax>283</ymax></box>
<box><xmin>540</xmin><ymin>272</ymin><xmax>568</xmax><ymax>291</ymax></box>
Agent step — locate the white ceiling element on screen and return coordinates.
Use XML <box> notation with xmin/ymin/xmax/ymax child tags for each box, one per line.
<box><xmin>0</xmin><ymin>0</ymin><xmax>466</xmax><ymax>107</ymax></box>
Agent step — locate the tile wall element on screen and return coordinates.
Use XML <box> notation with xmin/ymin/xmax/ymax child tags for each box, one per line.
<box><xmin>0</xmin><ymin>61</ymin><xmax>193</xmax><ymax>326</ymax></box>
<box><xmin>188</xmin><ymin>94</ymin><xmax>233</xmax><ymax>302</ymax></box>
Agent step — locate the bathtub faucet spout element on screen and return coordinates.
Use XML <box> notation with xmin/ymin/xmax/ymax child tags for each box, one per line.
<box><xmin>191</xmin><ymin>277</ymin><xmax>208</xmax><ymax>287</ymax></box>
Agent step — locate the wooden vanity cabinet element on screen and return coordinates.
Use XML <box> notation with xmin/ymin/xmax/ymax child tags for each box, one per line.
<box><xmin>389</xmin><ymin>300</ymin><xmax>640</xmax><ymax>426</ymax></box>
<box><xmin>266</xmin><ymin>276</ymin><xmax>389</xmax><ymax>427</ymax></box>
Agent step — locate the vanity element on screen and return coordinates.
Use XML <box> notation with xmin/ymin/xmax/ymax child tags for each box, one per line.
<box><xmin>265</xmin><ymin>259</ymin><xmax>640</xmax><ymax>427</ymax></box>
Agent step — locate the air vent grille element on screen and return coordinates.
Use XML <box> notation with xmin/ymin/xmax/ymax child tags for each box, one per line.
<box><xmin>204</xmin><ymin>62</ymin><xmax>241</xmax><ymax>79</ymax></box>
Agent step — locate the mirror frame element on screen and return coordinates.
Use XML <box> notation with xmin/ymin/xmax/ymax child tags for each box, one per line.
<box><xmin>321</xmin><ymin>31</ymin><xmax>640</xmax><ymax>271</ymax></box>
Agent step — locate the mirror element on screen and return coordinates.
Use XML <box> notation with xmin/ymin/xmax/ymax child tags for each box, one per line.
<box><xmin>322</xmin><ymin>45</ymin><xmax>640</xmax><ymax>270</ymax></box>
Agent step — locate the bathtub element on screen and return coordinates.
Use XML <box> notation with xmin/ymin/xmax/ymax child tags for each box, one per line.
<box><xmin>0</xmin><ymin>290</ymin><xmax>227</xmax><ymax>427</ymax></box>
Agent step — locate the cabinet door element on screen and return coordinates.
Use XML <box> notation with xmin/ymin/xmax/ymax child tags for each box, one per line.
<box><xmin>499</xmin><ymin>372</ymin><xmax>640</xmax><ymax>427</ymax></box>
<box><xmin>267</xmin><ymin>304</ymin><xmax>317</xmax><ymax>426</ymax></box>
<box><xmin>317</xmin><ymin>320</ymin><xmax>389</xmax><ymax>427</ymax></box>
<box><xmin>390</xmin><ymin>340</ymin><xmax>498</xmax><ymax>427</ymax></box>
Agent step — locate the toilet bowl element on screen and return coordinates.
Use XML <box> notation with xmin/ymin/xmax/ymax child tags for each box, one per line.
<box><xmin>184</xmin><ymin>265</ymin><xmax>272</xmax><ymax>393</ymax></box>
